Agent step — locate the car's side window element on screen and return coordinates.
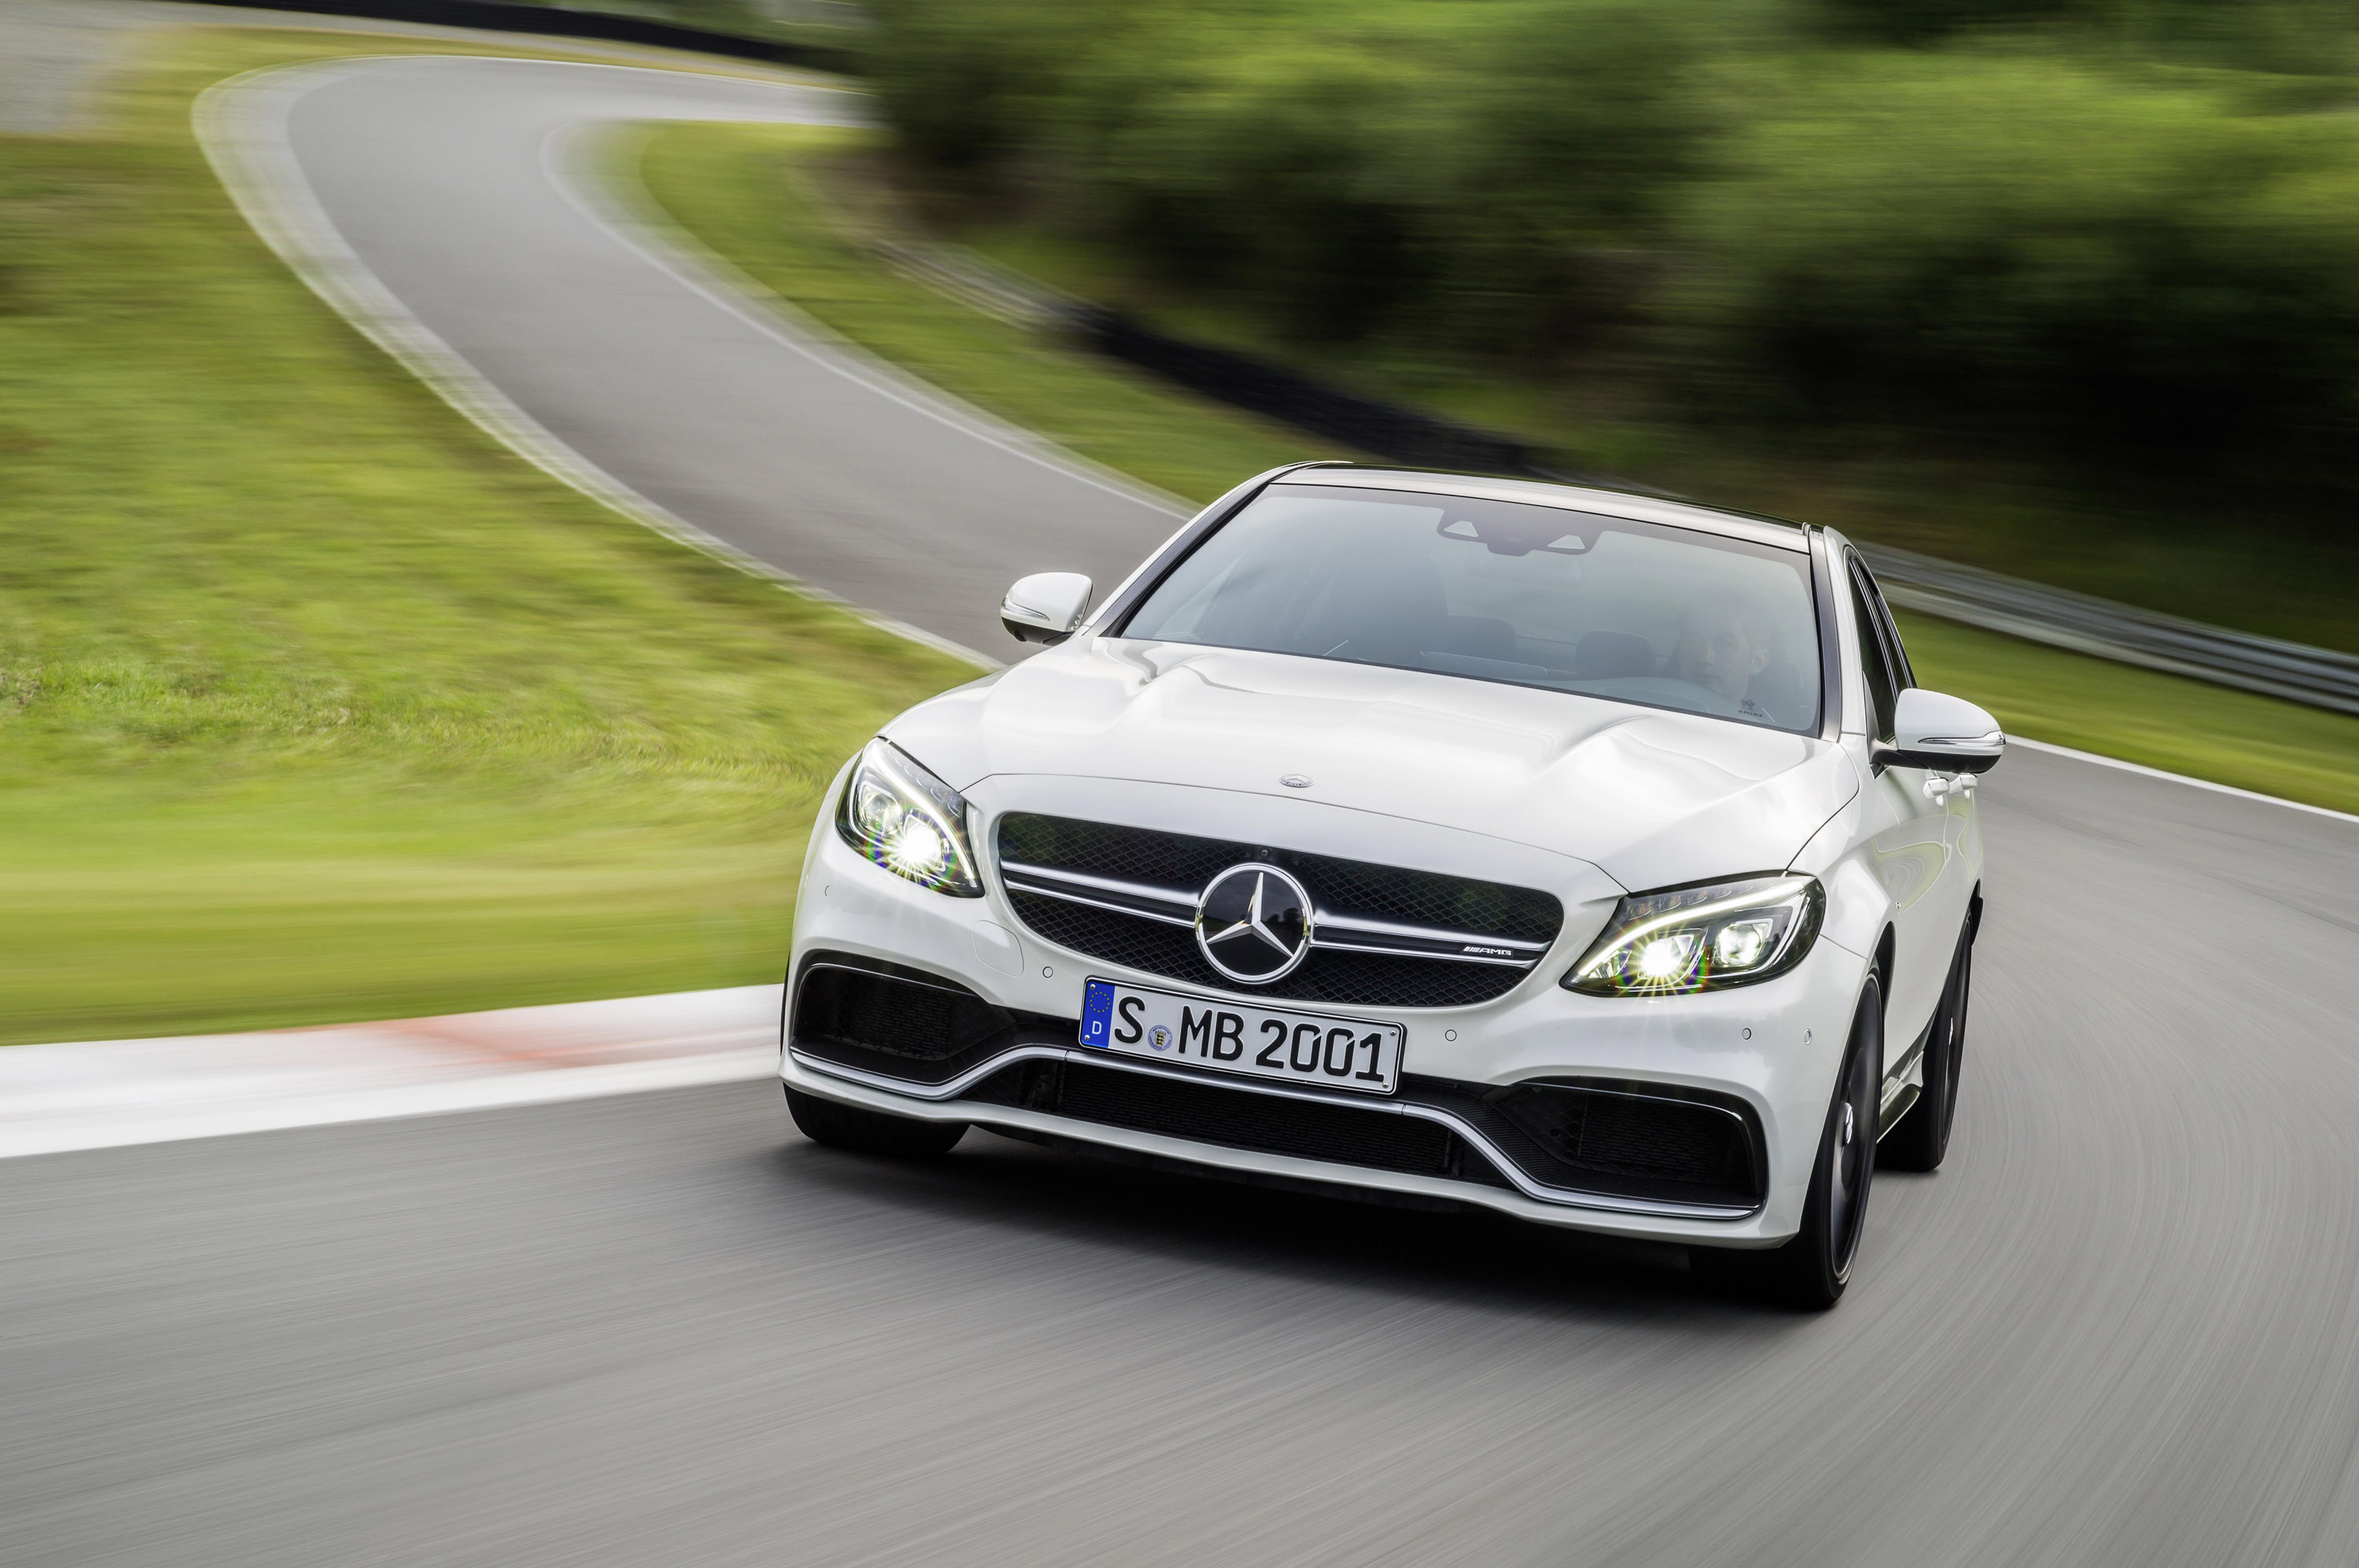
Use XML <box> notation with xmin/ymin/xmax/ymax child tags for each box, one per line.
<box><xmin>1847</xmin><ymin>556</ymin><xmax>1900</xmax><ymax>743</ymax></box>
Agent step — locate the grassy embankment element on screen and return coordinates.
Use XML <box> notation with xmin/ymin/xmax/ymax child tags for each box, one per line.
<box><xmin>0</xmin><ymin>31</ymin><xmax>972</xmax><ymax>1046</ymax></box>
<box><xmin>634</xmin><ymin>121</ymin><xmax>2359</xmax><ymax>815</ymax></box>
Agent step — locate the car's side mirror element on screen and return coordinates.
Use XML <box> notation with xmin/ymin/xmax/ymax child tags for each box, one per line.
<box><xmin>999</xmin><ymin>572</ymin><xmax>1094</xmax><ymax>646</ymax></box>
<box><xmin>1875</xmin><ymin>688</ymin><xmax>2006</xmax><ymax>774</ymax></box>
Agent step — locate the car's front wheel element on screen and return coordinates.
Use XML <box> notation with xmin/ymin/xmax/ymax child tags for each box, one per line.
<box><xmin>1693</xmin><ymin>972</ymin><xmax>1882</xmax><ymax>1310</ymax></box>
<box><xmin>786</xmin><ymin>1084</ymin><xmax>967</xmax><ymax>1158</ymax></box>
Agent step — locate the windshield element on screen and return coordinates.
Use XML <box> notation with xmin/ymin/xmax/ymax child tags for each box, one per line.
<box><xmin>1119</xmin><ymin>485</ymin><xmax>1822</xmax><ymax>733</ymax></box>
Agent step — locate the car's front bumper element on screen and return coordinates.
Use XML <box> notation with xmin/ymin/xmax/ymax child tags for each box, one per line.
<box><xmin>787</xmin><ymin>772</ymin><xmax>1871</xmax><ymax>1248</ymax></box>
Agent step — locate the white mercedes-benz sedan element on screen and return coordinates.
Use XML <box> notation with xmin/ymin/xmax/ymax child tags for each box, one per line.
<box><xmin>779</xmin><ymin>465</ymin><xmax>2001</xmax><ymax>1308</ymax></box>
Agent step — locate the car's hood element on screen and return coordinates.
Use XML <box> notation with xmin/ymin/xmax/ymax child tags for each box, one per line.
<box><xmin>888</xmin><ymin>640</ymin><xmax>1859</xmax><ymax>893</ymax></box>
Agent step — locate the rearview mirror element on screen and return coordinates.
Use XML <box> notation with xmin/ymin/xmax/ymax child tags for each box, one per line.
<box><xmin>1876</xmin><ymin>688</ymin><xmax>2006</xmax><ymax>774</ymax></box>
<box><xmin>1000</xmin><ymin>572</ymin><xmax>1094</xmax><ymax>646</ymax></box>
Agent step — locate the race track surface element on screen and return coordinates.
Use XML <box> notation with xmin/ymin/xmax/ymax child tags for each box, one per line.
<box><xmin>9</xmin><ymin>50</ymin><xmax>2359</xmax><ymax>1568</ymax></box>
<box><xmin>259</xmin><ymin>55</ymin><xmax>1185</xmax><ymax>661</ymax></box>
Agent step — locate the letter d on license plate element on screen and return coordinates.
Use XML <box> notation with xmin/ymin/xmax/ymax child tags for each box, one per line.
<box><xmin>1078</xmin><ymin>979</ymin><xmax>1402</xmax><ymax>1095</ymax></box>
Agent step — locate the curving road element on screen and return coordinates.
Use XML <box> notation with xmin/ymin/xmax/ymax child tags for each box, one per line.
<box><xmin>216</xmin><ymin>53</ymin><xmax>1187</xmax><ymax>661</ymax></box>
<box><xmin>9</xmin><ymin>51</ymin><xmax>2359</xmax><ymax>1568</ymax></box>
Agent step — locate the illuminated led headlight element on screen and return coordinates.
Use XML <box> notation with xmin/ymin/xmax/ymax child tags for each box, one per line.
<box><xmin>834</xmin><ymin>739</ymin><xmax>983</xmax><ymax>896</ymax></box>
<box><xmin>1564</xmin><ymin>874</ymin><xmax>1824</xmax><ymax>996</ymax></box>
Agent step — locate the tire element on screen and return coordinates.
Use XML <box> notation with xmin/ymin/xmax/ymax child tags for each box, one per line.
<box><xmin>1692</xmin><ymin>973</ymin><xmax>1882</xmax><ymax>1310</ymax></box>
<box><xmin>1879</xmin><ymin>929</ymin><xmax>1973</xmax><ymax>1172</ymax></box>
<box><xmin>785</xmin><ymin>1084</ymin><xmax>967</xmax><ymax>1158</ymax></box>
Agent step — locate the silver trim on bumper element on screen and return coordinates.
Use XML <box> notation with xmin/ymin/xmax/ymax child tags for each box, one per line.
<box><xmin>789</xmin><ymin>1043</ymin><xmax>1759</xmax><ymax>1221</ymax></box>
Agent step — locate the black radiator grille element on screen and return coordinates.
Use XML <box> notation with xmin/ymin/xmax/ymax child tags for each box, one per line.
<box><xmin>996</xmin><ymin>813</ymin><xmax>1562</xmax><ymax>1009</ymax></box>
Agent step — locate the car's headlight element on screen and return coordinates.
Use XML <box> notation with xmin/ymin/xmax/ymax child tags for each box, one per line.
<box><xmin>1564</xmin><ymin>874</ymin><xmax>1824</xmax><ymax>996</ymax></box>
<box><xmin>835</xmin><ymin>739</ymin><xmax>983</xmax><ymax>896</ymax></box>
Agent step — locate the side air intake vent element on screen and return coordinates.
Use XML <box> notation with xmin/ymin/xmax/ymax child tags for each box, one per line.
<box><xmin>791</xmin><ymin>956</ymin><xmax>1062</xmax><ymax>1086</ymax></box>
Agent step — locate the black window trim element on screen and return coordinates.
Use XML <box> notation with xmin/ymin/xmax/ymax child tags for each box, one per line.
<box><xmin>1850</xmin><ymin>554</ymin><xmax>1916</xmax><ymax>691</ymax></box>
<box><xmin>1845</xmin><ymin>550</ymin><xmax>1906</xmax><ymax>748</ymax></box>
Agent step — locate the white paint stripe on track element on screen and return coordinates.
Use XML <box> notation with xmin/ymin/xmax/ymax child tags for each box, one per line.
<box><xmin>2010</xmin><ymin>737</ymin><xmax>2359</xmax><ymax>828</ymax></box>
<box><xmin>549</xmin><ymin>116</ymin><xmax>1194</xmax><ymax>523</ymax></box>
<box><xmin>0</xmin><ymin>985</ymin><xmax>782</xmax><ymax>1161</ymax></box>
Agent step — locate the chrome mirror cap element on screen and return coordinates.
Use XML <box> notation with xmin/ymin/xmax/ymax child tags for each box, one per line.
<box><xmin>1000</xmin><ymin>572</ymin><xmax>1094</xmax><ymax>646</ymax></box>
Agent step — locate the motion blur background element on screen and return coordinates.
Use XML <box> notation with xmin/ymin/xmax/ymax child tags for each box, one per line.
<box><xmin>3</xmin><ymin>0</ymin><xmax>2355</xmax><ymax>1047</ymax></box>
<box><xmin>6</xmin><ymin>6</ymin><xmax>2359</xmax><ymax>1564</ymax></box>
<box><xmin>862</xmin><ymin>0</ymin><xmax>2359</xmax><ymax>632</ymax></box>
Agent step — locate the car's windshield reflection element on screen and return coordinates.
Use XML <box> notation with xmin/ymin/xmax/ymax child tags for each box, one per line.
<box><xmin>1118</xmin><ymin>486</ymin><xmax>1823</xmax><ymax>733</ymax></box>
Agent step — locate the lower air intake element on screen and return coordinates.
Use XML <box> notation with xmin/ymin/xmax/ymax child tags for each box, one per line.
<box><xmin>965</xmin><ymin>1059</ymin><xmax>1508</xmax><ymax>1186</ymax></box>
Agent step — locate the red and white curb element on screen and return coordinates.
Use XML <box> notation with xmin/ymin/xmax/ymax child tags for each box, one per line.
<box><xmin>0</xmin><ymin>985</ymin><xmax>780</xmax><ymax>1160</ymax></box>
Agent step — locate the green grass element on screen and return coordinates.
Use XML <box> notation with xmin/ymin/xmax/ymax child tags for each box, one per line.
<box><xmin>0</xmin><ymin>31</ymin><xmax>971</xmax><ymax>1044</ymax></box>
<box><xmin>1895</xmin><ymin>615</ymin><xmax>2359</xmax><ymax>813</ymax></box>
<box><xmin>634</xmin><ymin>118</ymin><xmax>2359</xmax><ymax>816</ymax></box>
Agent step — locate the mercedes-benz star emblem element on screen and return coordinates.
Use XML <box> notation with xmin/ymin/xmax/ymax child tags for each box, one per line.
<box><xmin>1194</xmin><ymin>863</ymin><xmax>1314</xmax><ymax>984</ymax></box>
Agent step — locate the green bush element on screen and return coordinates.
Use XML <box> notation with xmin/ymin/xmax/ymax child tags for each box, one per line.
<box><xmin>868</xmin><ymin>0</ymin><xmax>2359</xmax><ymax>480</ymax></box>
<box><xmin>1815</xmin><ymin>0</ymin><xmax>2092</xmax><ymax>44</ymax></box>
<box><xmin>1819</xmin><ymin>0</ymin><xmax>2359</xmax><ymax>70</ymax></box>
<box><xmin>1677</xmin><ymin>57</ymin><xmax>2359</xmax><ymax>453</ymax></box>
<box><xmin>874</xmin><ymin>0</ymin><xmax>1725</xmax><ymax>346</ymax></box>
<box><xmin>1094</xmin><ymin>50</ymin><xmax>1430</xmax><ymax>340</ymax></box>
<box><xmin>1417</xmin><ymin>0</ymin><xmax>1723</xmax><ymax>352</ymax></box>
<box><xmin>865</xmin><ymin>0</ymin><xmax>1095</xmax><ymax>171</ymax></box>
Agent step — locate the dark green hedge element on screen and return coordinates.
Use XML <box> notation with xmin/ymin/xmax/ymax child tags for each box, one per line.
<box><xmin>868</xmin><ymin>0</ymin><xmax>2359</xmax><ymax>475</ymax></box>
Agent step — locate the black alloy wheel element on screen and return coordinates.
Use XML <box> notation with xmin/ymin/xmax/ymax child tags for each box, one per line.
<box><xmin>786</xmin><ymin>1084</ymin><xmax>967</xmax><ymax>1158</ymax></box>
<box><xmin>1879</xmin><ymin>929</ymin><xmax>1973</xmax><ymax>1172</ymax></box>
<box><xmin>1693</xmin><ymin>972</ymin><xmax>1883</xmax><ymax>1310</ymax></box>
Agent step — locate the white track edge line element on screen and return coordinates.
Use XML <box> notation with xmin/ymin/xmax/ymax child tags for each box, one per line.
<box><xmin>0</xmin><ymin>1052</ymin><xmax>775</xmax><ymax>1161</ymax></box>
<box><xmin>560</xmin><ymin>118</ymin><xmax>1196</xmax><ymax>521</ymax></box>
<box><xmin>2008</xmin><ymin>737</ymin><xmax>2359</xmax><ymax>827</ymax></box>
<box><xmin>191</xmin><ymin>56</ymin><xmax>996</xmax><ymax>672</ymax></box>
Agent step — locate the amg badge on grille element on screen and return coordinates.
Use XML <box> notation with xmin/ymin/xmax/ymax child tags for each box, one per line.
<box><xmin>1194</xmin><ymin>864</ymin><xmax>1314</xmax><ymax>983</ymax></box>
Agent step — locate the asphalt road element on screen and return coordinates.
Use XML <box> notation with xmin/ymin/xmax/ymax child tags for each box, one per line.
<box><xmin>269</xmin><ymin>55</ymin><xmax>1186</xmax><ymax>661</ymax></box>
<box><xmin>9</xmin><ymin>47</ymin><xmax>2359</xmax><ymax>1568</ymax></box>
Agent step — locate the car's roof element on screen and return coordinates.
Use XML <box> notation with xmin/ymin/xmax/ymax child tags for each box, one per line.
<box><xmin>1269</xmin><ymin>466</ymin><xmax>1812</xmax><ymax>555</ymax></box>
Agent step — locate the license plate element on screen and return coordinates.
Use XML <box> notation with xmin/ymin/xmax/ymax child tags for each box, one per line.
<box><xmin>1078</xmin><ymin>978</ymin><xmax>1403</xmax><ymax>1095</ymax></box>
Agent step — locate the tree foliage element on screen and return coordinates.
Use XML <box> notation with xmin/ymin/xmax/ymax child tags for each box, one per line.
<box><xmin>869</xmin><ymin>0</ymin><xmax>2359</xmax><ymax>473</ymax></box>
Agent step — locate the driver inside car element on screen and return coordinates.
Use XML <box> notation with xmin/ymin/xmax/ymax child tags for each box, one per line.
<box><xmin>1668</xmin><ymin>594</ymin><xmax>1776</xmax><ymax>717</ymax></box>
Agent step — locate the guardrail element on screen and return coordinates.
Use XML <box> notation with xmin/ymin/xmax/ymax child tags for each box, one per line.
<box><xmin>870</xmin><ymin>240</ymin><xmax>1544</xmax><ymax>473</ymax></box>
<box><xmin>185</xmin><ymin>0</ymin><xmax>856</xmax><ymax>71</ymax></box>
<box><xmin>1063</xmin><ymin>307</ymin><xmax>1541</xmax><ymax>477</ymax></box>
<box><xmin>1858</xmin><ymin>545</ymin><xmax>2359</xmax><ymax>717</ymax></box>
